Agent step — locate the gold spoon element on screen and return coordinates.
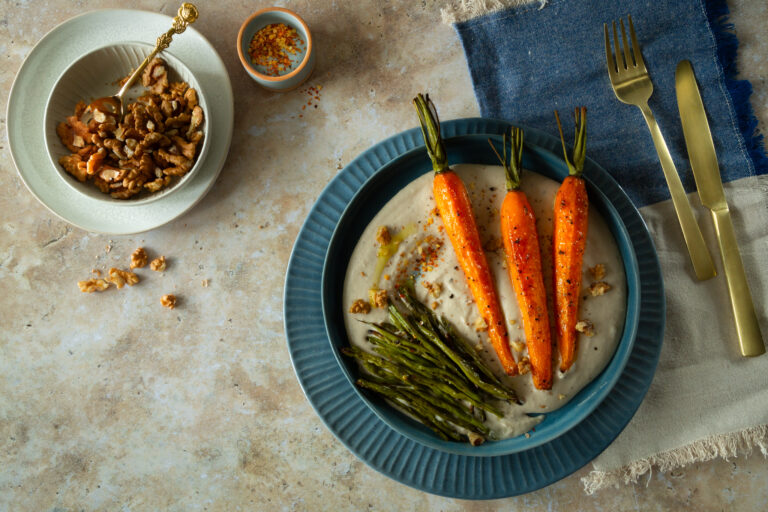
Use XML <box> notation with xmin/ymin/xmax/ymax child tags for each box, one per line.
<box><xmin>91</xmin><ymin>3</ymin><xmax>199</xmax><ymax>118</ymax></box>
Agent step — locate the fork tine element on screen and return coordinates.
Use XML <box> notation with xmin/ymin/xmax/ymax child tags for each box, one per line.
<box><xmin>612</xmin><ymin>21</ymin><xmax>625</xmax><ymax>70</ymax></box>
<box><xmin>619</xmin><ymin>18</ymin><xmax>633</xmax><ymax>68</ymax></box>
<box><xmin>604</xmin><ymin>23</ymin><xmax>617</xmax><ymax>76</ymax></box>
<box><xmin>628</xmin><ymin>15</ymin><xmax>645</xmax><ymax>70</ymax></box>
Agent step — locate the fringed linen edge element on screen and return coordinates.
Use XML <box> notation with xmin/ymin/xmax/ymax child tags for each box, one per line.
<box><xmin>581</xmin><ymin>425</ymin><xmax>768</xmax><ymax>495</ymax></box>
<box><xmin>440</xmin><ymin>0</ymin><xmax>546</xmax><ymax>25</ymax></box>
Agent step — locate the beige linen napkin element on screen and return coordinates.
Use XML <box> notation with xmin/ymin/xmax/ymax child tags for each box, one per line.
<box><xmin>582</xmin><ymin>175</ymin><xmax>768</xmax><ymax>492</ymax></box>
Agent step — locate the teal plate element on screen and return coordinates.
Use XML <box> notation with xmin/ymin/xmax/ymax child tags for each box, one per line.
<box><xmin>322</xmin><ymin>133</ymin><xmax>640</xmax><ymax>457</ymax></box>
<box><xmin>284</xmin><ymin>118</ymin><xmax>664</xmax><ymax>498</ymax></box>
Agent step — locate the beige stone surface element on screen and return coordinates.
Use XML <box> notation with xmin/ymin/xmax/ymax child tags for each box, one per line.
<box><xmin>0</xmin><ymin>0</ymin><xmax>766</xmax><ymax>510</ymax></box>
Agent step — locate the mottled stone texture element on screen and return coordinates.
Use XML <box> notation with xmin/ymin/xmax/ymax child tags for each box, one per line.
<box><xmin>1</xmin><ymin>1</ymin><xmax>766</xmax><ymax>510</ymax></box>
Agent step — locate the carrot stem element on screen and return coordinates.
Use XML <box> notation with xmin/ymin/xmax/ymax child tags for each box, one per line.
<box><xmin>413</xmin><ymin>93</ymin><xmax>449</xmax><ymax>173</ymax></box>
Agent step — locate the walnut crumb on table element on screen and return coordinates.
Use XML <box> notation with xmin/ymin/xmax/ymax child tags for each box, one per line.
<box><xmin>201</xmin><ymin>279</ymin><xmax>209</xmax><ymax>287</ymax></box>
<box><xmin>130</xmin><ymin>247</ymin><xmax>148</xmax><ymax>269</ymax></box>
<box><xmin>349</xmin><ymin>299</ymin><xmax>371</xmax><ymax>314</ymax></box>
<box><xmin>107</xmin><ymin>268</ymin><xmax>139</xmax><ymax>289</ymax></box>
<box><xmin>150</xmin><ymin>256</ymin><xmax>166</xmax><ymax>272</ymax></box>
<box><xmin>161</xmin><ymin>294</ymin><xmax>177</xmax><ymax>309</ymax></box>
<box><xmin>78</xmin><ymin>278</ymin><xmax>110</xmax><ymax>293</ymax></box>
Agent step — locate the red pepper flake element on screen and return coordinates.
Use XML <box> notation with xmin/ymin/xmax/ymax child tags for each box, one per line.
<box><xmin>249</xmin><ymin>23</ymin><xmax>305</xmax><ymax>77</ymax></box>
<box><xmin>297</xmin><ymin>83</ymin><xmax>324</xmax><ymax>115</ymax></box>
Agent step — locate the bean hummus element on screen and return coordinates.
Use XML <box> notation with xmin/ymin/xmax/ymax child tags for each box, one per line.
<box><xmin>343</xmin><ymin>164</ymin><xmax>627</xmax><ymax>440</ymax></box>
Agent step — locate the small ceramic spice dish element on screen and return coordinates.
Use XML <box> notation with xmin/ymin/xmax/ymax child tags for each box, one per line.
<box><xmin>237</xmin><ymin>7</ymin><xmax>315</xmax><ymax>92</ymax></box>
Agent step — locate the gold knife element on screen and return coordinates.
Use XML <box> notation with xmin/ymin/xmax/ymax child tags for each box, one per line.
<box><xmin>675</xmin><ymin>59</ymin><xmax>765</xmax><ymax>357</ymax></box>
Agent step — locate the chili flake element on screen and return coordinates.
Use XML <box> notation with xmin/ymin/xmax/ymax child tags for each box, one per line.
<box><xmin>249</xmin><ymin>23</ymin><xmax>305</xmax><ymax>76</ymax></box>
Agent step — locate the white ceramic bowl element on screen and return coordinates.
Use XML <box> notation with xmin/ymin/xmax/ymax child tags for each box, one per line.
<box><xmin>237</xmin><ymin>7</ymin><xmax>315</xmax><ymax>92</ymax></box>
<box><xmin>44</xmin><ymin>41</ymin><xmax>211</xmax><ymax>206</ymax></box>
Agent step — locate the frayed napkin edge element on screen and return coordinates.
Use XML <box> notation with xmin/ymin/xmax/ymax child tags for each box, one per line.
<box><xmin>581</xmin><ymin>425</ymin><xmax>768</xmax><ymax>495</ymax></box>
<box><xmin>441</xmin><ymin>0</ymin><xmax>547</xmax><ymax>25</ymax></box>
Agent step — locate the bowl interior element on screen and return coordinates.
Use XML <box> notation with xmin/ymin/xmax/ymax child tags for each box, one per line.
<box><xmin>239</xmin><ymin>9</ymin><xmax>310</xmax><ymax>78</ymax></box>
<box><xmin>321</xmin><ymin>132</ymin><xmax>641</xmax><ymax>456</ymax></box>
<box><xmin>44</xmin><ymin>41</ymin><xmax>211</xmax><ymax>206</ymax></box>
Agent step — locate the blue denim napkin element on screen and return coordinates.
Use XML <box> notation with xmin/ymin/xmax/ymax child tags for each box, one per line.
<box><xmin>454</xmin><ymin>0</ymin><xmax>767</xmax><ymax>208</ymax></box>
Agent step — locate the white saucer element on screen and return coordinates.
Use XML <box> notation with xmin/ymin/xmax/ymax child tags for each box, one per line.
<box><xmin>7</xmin><ymin>9</ymin><xmax>234</xmax><ymax>234</ymax></box>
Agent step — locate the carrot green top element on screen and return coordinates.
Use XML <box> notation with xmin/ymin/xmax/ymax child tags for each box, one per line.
<box><xmin>554</xmin><ymin>107</ymin><xmax>587</xmax><ymax>177</ymax></box>
<box><xmin>489</xmin><ymin>127</ymin><xmax>524</xmax><ymax>191</ymax></box>
<box><xmin>413</xmin><ymin>93</ymin><xmax>449</xmax><ymax>174</ymax></box>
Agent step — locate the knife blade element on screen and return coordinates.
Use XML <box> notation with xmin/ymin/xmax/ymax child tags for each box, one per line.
<box><xmin>675</xmin><ymin>59</ymin><xmax>765</xmax><ymax>357</ymax></box>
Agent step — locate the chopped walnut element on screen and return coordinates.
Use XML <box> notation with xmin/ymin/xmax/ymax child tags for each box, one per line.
<box><xmin>575</xmin><ymin>320</ymin><xmax>596</xmax><ymax>337</ymax></box>
<box><xmin>511</xmin><ymin>339</ymin><xmax>525</xmax><ymax>353</ymax></box>
<box><xmin>375</xmin><ymin>226</ymin><xmax>391</xmax><ymax>245</ymax></box>
<box><xmin>588</xmin><ymin>281</ymin><xmax>612</xmax><ymax>296</ymax></box>
<box><xmin>589</xmin><ymin>264</ymin><xmax>606</xmax><ymax>280</ymax></box>
<box><xmin>56</xmin><ymin>57</ymin><xmax>204</xmax><ymax>199</ymax></box>
<box><xmin>161</xmin><ymin>294</ymin><xmax>177</xmax><ymax>309</ymax></box>
<box><xmin>421</xmin><ymin>280</ymin><xmax>443</xmax><ymax>298</ymax></box>
<box><xmin>150</xmin><ymin>256</ymin><xmax>167</xmax><ymax>272</ymax></box>
<box><xmin>517</xmin><ymin>356</ymin><xmax>531</xmax><ymax>375</ymax></box>
<box><xmin>348</xmin><ymin>299</ymin><xmax>371</xmax><ymax>314</ymax></box>
<box><xmin>107</xmin><ymin>268</ymin><xmax>139</xmax><ymax>289</ymax></box>
<box><xmin>370</xmin><ymin>289</ymin><xmax>388</xmax><ymax>308</ymax></box>
<box><xmin>78</xmin><ymin>278</ymin><xmax>111</xmax><ymax>293</ymax></box>
<box><xmin>473</xmin><ymin>316</ymin><xmax>488</xmax><ymax>332</ymax></box>
<box><xmin>130</xmin><ymin>247</ymin><xmax>148</xmax><ymax>269</ymax></box>
<box><xmin>201</xmin><ymin>279</ymin><xmax>209</xmax><ymax>287</ymax></box>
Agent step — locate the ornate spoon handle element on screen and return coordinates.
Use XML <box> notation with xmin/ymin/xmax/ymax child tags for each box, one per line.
<box><xmin>117</xmin><ymin>3</ymin><xmax>199</xmax><ymax>97</ymax></box>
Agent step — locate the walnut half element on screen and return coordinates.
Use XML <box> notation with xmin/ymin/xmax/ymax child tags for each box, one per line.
<box><xmin>130</xmin><ymin>247</ymin><xmax>148</xmax><ymax>269</ymax></box>
<box><xmin>161</xmin><ymin>294</ymin><xmax>177</xmax><ymax>309</ymax></box>
<box><xmin>107</xmin><ymin>268</ymin><xmax>139</xmax><ymax>289</ymax></box>
<box><xmin>150</xmin><ymin>256</ymin><xmax>166</xmax><ymax>272</ymax></box>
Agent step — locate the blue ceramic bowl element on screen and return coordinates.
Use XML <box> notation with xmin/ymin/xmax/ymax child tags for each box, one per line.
<box><xmin>321</xmin><ymin>127</ymin><xmax>642</xmax><ymax>456</ymax></box>
<box><xmin>237</xmin><ymin>7</ymin><xmax>315</xmax><ymax>92</ymax></box>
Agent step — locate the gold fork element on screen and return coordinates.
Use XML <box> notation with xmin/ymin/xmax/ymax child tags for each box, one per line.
<box><xmin>604</xmin><ymin>16</ymin><xmax>716</xmax><ymax>281</ymax></box>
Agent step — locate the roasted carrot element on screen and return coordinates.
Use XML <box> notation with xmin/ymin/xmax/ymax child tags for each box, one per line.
<box><xmin>490</xmin><ymin>128</ymin><xmax>552</xmax><ymax>389</ymax></box>
<box><xmin>553</xmin><ymin>107</ymin><xmax>588</xmax><ymax>372</ymax></box>
<box><xmin>413</xmin><ymin>94</ymin><xmax>517</xmax><ymax>376</ymax></box>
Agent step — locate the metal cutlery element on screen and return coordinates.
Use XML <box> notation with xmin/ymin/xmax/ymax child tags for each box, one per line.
<box><xmin>604</xmin><ymin>16</ymin><xmax>717</xmax><ymax>281</ymax></box>
<box><xmin>675</xmin><ymin>60</ymin><xmax>765</xmax><ymax>357</ymax></box>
